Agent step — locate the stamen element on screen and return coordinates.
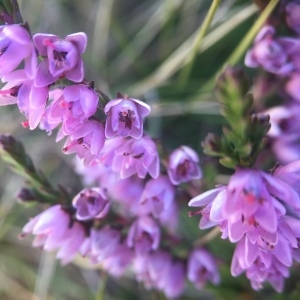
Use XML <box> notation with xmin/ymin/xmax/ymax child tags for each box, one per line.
<box><xmin>119</xmin><ymin>110</ymin><xmax>135</xmax><ymax>129</ymax></box>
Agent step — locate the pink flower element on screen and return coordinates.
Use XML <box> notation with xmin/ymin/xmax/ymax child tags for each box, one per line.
<box><xmin>286</xmin><ymin>2</ymin><xmax>300</xmax><ymax>34</ymax></box>
<box><xmin>72</xmin><ymin>187</ymin><xmax>110</xmax><ymax>221</ymax></box>
<box><xmin>33</xmin><ymin>32</ymin><xmax>87</xmax><ymax>86</ymax></box>
<box><xmin>101</xmin><ymin>243</ymin><xmax>134</xmax><ymax>277</ymax></box>
<box><xmin>47</xmin><ymin>84</ymin><xmax>98</xmax><ymax>134</ymax></box>
<box><xmin>0</xmin><ymin>70</ymin><xmax>48</xmax><ymax>129</ymax></box>
<box><xmin>112</xmin><ymin>136</ymin><xmax>160</xmax><ymax>179</ymax></box>
<box><xmin>0</xmin><ymin>24</ymin><xmax>36</xmax><ymax>78</ymax></box>
<box><xmin>140</xmin><ymin>175</ymin><xmax>175</xmax><ymax>217</ymax></box>
<box><xmin>21</xmin><ymin>205</ymin><xmax>85</xmax><ymax>265</ymax></box>
<box><xmin>86</xmin><ymin>226</ymin><xmax>121</xmax><ymax>263</ymax></box>
<box><xmin>187</xmin><ymin>248</ymin><xmax>220</xmax><ymax>289</ymax></box>
<box><xmin>127</xmin><ymin>216</ymin><xmax>160</xmax><ymax>255</ymax></box>
<box><xmin>104</xmin><ymin>96</ymin><xmax>150</xmax><ymax>139</ymax></box>
<box><xmin>245</xmin><ymin>25</ymin><xmax>297</xmax><ymax>75</ymax></box>
<box><xmin>63</xmin><ymin>120</ymin><xmax>105</xmax><ymax>166</ymax></box>
<box><xmin>167</xmin><ymin>145</ymin><xmax>202</xmax><ymax>185</ymax></box>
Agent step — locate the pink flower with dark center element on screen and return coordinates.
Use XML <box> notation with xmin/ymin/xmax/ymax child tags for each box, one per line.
<box><xmin>63</xmin><ymin>120</ymin><xmax>105</xmax><ymax>166</ymax></box>
<box><xmin>167</xmin><ymin>145</ymin><xmax>202</xmax><ymax>185</ymax></box>
<box><xmin>245</xmin><ymin>25</ymin><xmax>298</xmax><ymax>75</ymax></box>
<box><xmin>187</xmin><ymin>248</ymin><xmax>220</xmax><ymax>289</ymax></box>
<box><xmin>112</xmin><ymin>136</ymin><xmax>160</xmax><ymax>179</ymax></box>
<box><xmin>140</xmin><ymin>175</ymin><xmax>175</xmax><ymax>217</ymax></box>
<box><xmin>0</xmin><ymin>24</ymin><xmax>37</xmax><ymax>78</ymax></box>
<box><xmin>104</xmin><ymin>96</ymin><xmax>150</xmax><ymax>139</ymax></box>
<box><xmin>265</xmin><ymin>105</ymin><xmax>300</xmax><ymax>163</ymax></box>
<box><xmin>33</xmin><ymin>32</ymin><xmax>87</xmax><ymax>86</ymax></box>
<box><xmin>0</xmin><ymin>70</ymin><xmax>48</xmax><ymax>129</ymax></box>
<box><xmin>72</xmin><ymin>187</ymin><xmax>110</xmax><ymax>221</ymax></box>
<box><xmin>127</xmin><ymin>216</ymin><xmax>160</xmax><ymax>255</ymax></box>
<box><xmin>47</xmin><ymin>84</ymin><xmax>98</xmax><ymax>134</ymax></box>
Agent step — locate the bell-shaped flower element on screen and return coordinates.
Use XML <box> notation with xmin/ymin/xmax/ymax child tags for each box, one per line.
<box><xmin>104</xmin><ymin>96</ymin><xmax>150</xmax><ymax>139</ymax></box>
<box><xmin>101</xmin><ymin>243</ymin><xmax>134</xmax><ymax>277</ymax></box>
<box><xmin>140</xmin><ymin>175</ymin><xmax>175</xmax><ymax>217</ymax></box>
<box><xmin>161</xmin><ymin>260</ymin><xmax>185</xmax><ymax>299</ymax></box>
<box><xmin>127</xmin><ymin>216</ymin><xmax>160</xmax><ymax>255</ymax></box>
<box><xmin>89</xmin><ymin>226</ymin><xmax>121</xmax><ymax>263</ymax></box>
<box><xmin>112</xmin><ymin>136</ymin><xmax>159</xmax><ymax>179</ymax></box>
<box><xmin>286</xmin><ymin>2</ymin><xmax>300</xmax><ymax>34</ymax></box>
<box><xmin>0</xmin><ymin>24</ymin><xmax>36</xmax><ymax>78</ymax></box>
<box><xmin>47</xmin><ymin>84</ymin><xmax>98</xmax><ymax>135</ymax></box>
<box><xmin>33</xmin><ymin>32</ymin><xmax>87</xmax><ymax>86</ymax></box>
<box><xmin>167</xmin><ymin>145</ymin><xmax>202</xmax><ymax>185</ymax></box>
<box><xmin>1</xmin><ymin>70</ymin><xmax>48</xmax><ymax>129</ymax></box>
<box><xmin>187</xmin><ymin>248</ymin><xmax>220</xmax><ymax>289</ymax></box>
<box><xmin>72</xmin><ymin>187</ymin><xmax>110</xmax><ymax>221</ymax></box>
<box><xmin>21</xmin><ymin>205</ymin><xmax>85</xmax><ymax>265</ymax></box>
<box><xmin>245</xmin><ymin>25</ymin><xmax>298</xmax><ymax>75</ymax></box>
<box><xmin>231</xmin><ymin>234</ymin><xmax>292</xmax><ymax>292</ymax></box>
<box><xmin>63</xmin><ymin>120</ymin><xmax>105</xmax><ymax>166</ymax></box>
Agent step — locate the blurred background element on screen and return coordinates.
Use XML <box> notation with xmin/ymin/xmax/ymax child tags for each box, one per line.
<box><xmin>1</xmin><ymin>0</ymin><xmax>300</xmax><ymax>299</ymax></box>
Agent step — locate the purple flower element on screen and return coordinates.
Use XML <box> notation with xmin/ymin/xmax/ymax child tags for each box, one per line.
<box><xmin>231</xmin><ymin>233</ymin><xmax>294</xmax><ymax>292</ymax></box>
<box><xmin>112</xmin><ymin>136</ymin><xmax>160</xmax><ymax>179</ymax></box>
<box><xmin>189</xmin><ymin>186</ymin><xmax>226</xmax><ymax>231</ymax></box>
<box><xmin>140</xmin><ymin>175</ymin><xmax>175</xmax><ymax>217</ymax></box>
<box><xmin>21</xmin><ymin>205</ymin><xmax>85</xmax><ymax>265</ymax></box>
<box><xmin>47</xmin><ymin>84</ymin><xmax>98</xmax><ymax>134</ymax></box>
<box><xmin>273</xmin><ymin>160</ymin><xmax>300</xmax><ymax>195</ymax></box>
<box><xmin>167</xmin><ymin>145</ymin><xmax>202</xmax><ymax>185</ymax></box>
<box><xmin>104</xmin><ymin>96</ymin><xmax>150</xmax><ymax>139</ymax></box>
<box><xmin>245</xmin><ymin>25</ymin><xmax>297</xmax><ymax>75</ymax></box>
<box><xmin>89</xmin><ymin>226</ymin><xmax>121</xmax><ymax>263</ymax></box>
<box><xmin>63</xmin><ymin>120</ymin><xmax>105</xmax><ymax>166</ymax></box>
<box><xmin>189</xmin><ymin>168</ymin><xmax>300</xmax><ymax>244</ymax></box>
<box><xmin>33</xmin><ymin>32</ymin><xmax>87</xmax><ymax>86</ymax></box>
<box><xmin>286</xmin><ymin>74</ymin><xmax>300</xmax><ymax>102</ymax></box>
<box><xmin>72</xmin><ymin>187</ymin><xmax>110</xmax><ymax>221</ymax></box>
<box><xmin>101</xmin><ymin>243</ymin><xmax>134</xmax><ymax>277</ymax></box>
<box><xmin>265</xmin><ymin>104</ymin><xmax>300</xmax><ymax>163</ymax></box>
<box><xmin>0</xmin><ymin>70</ymin><xmax>48</xmax><ymax>129</ymax></box>
<box><xmin>187</xmin><ymin>248</ymin><xmax>220</xmax><ymax>289</ymax></box>
<box><xmin>134</xmin><ymin>251</ymin><xmax>185</xmax><ymax>298</ymax></box>
<box><xmin>127</xmin><ymin>216</ymin><xmax>160</xmax><ymax>255</ymax></box>
<box><xmin>162</xmin><ymin>260</ymin><xmax>185</xmax><ymax>299</ymax></box>
<box><xmin>0</xmin><ymin>24</ymin><xmax>36</xmax><ymax>78</ymax></box>
<box><xmin>286</xmin><ymin>2</ymin><xmax>300</xmax><ymax>34</ymax></box>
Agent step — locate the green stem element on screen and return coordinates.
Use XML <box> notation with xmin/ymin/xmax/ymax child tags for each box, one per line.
<box><xmin>95</xmin><ymin>273</ymin><xmax>108</xmax><ymax>300</ymax></box>
<box><xmin>193</xmin><ymin>0</ymin><xmax>279</xmax><ymax>104</ymax></box>
<box><xmin>178</xmin><ymin>0</ymin><xmax>221</xmax><ymax>87</ymax></box>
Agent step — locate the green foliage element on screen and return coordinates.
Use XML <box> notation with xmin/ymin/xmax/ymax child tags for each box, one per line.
<box><xmin>202</xmin><ymin>66</ymin><xmax>270</xmax><ymax>169</ymax></box>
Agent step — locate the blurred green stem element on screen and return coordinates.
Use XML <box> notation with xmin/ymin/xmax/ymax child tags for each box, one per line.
<box><xmin>193</xmin><ymin>227</ymin><xmax>220</xmax><ymax>247</ymax></box>
<box><xmin>197</xmin><ymin>0</ymin><xmax>280</xmax><ymax>99</ymax></box>
<box><xmin>179</xmin><ymin>0</ymin><xmax>221</xmax><ymax>87</ymax></box>
<box><xmin>223</xmin><ymin>0</ymin><xmax>279</xmax><ymax>68</ymax></box>
<box><xmin>95</xmin><ymin>273</ymin><xmax>108</xmax><ymax>300</ymax></box>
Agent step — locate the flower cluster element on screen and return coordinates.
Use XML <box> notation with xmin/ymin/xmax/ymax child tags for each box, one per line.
<box><xmin>189</xmin><ymin>163</ymin><xmax>300</xmax><ymax>291</ymax></box>
<box><xmin>4</xmin><ymin>0</ymin><xmax>300</xmax><ymax>298</ymax></box>
<box><xmin>245</xmin><ymin>7</ymin><xmax>300</xmax><ymax>163</ymax></box>
<box><xmin>0</xmin><ymin>12</ymin><xmax>219</xmax><ymax>298</ymax></box>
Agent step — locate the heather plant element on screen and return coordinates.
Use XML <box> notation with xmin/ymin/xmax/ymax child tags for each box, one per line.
<box><xmin>2</xmin><ymin>0</ymin><xmax>300</xmax><ymax>299</ymax></box>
